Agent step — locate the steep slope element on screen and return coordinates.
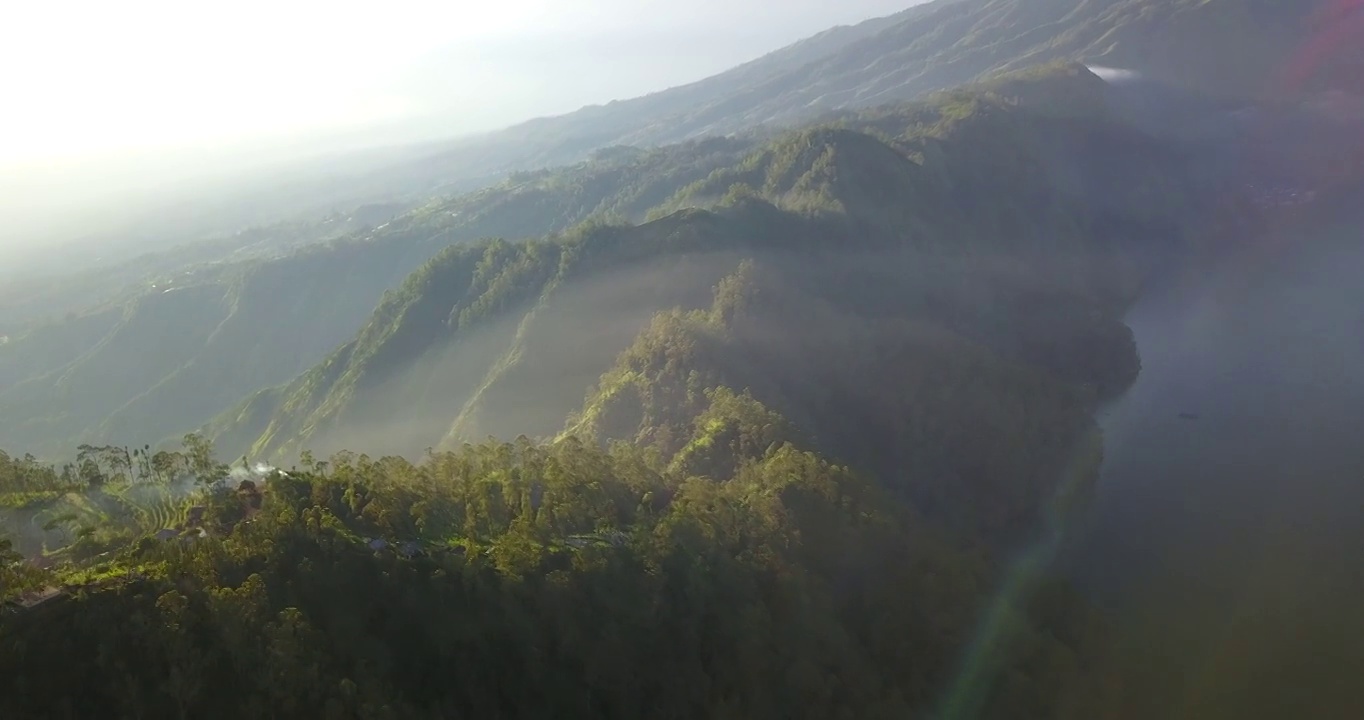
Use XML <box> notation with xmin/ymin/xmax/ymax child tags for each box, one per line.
<box><xmin>565</xmin><ymin>257</ymin><xmax>1118</xmax><ymax>543</ymax></box>
<box><xmin>0</xmin><ymin>140</ymin><xmax>754</xmax><ymax>459</ymax></box>
<box><xmin>0</xmin><ymin>285</ymin><xmax>229</xmax><ymax>451</ymax></box>
<box><xmin>209</xmin><ymin>66</ymin><xmax>1227</xmax><ymax>470</ymax></box>
<box><xmin>0</xmin><ymin>307</ymin><xmax>123</xmax><ymax>389</ymax></box>
<box><xmin>208</xmin><ymin>212</ymin><xmax>772</xmax><ymax>461</ymax></box>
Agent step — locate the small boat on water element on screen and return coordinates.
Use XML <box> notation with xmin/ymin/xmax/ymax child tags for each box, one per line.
<box><xmin>1178</xmin><ymin>412</ymin><xmax>1200</xmax><ymax>421</ymax></box>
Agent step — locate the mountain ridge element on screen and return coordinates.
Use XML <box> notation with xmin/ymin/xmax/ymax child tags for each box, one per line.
<box><xmin>205</xmin><ymin>64</ymin><xmax>1228</xmax><ymax>472</ymax></box>
<box><xmin>426</xmin><ymin>0</ymin><xmax>1319</xmax><ymax>179</ymax></box>
<box><xmin>5</xmin><ymin>8</ymin><xmax>1361</xmax><ymax>717</ymax></box>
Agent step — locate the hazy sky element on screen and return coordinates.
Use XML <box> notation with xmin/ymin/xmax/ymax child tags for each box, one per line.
<box><xmin>1</xmin><ymin>0</ymin><xmax>919</xmax><ymax>170</ymax></box>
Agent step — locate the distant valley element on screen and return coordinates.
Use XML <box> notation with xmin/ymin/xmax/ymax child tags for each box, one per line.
<box><xmin>2</xmin><ymin>2</ymin><xmax>1362</xmax><ymax>717</ymax></box>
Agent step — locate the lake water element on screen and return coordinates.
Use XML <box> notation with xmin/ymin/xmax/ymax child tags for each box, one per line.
<box><xmin>1064</xmin><ymin>209</ymin><xmax>1364</xmax><ymax>718</ymax></box>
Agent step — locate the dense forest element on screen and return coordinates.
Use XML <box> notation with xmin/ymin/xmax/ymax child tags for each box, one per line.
<box><xmin>0</xmin><ymin>430</ymin><xmax>1124</xmax><ymax>719</ymax></box>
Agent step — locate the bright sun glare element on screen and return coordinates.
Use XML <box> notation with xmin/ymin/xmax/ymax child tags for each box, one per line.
<box><xmin>0</xmin><ymin>0</ymin><xmax>565</xmax><ymax>165</ymax></box>
<box><xmin>1</xmin><ymin>0</ymin><xmax>917</xmax><ymax>169</ymax></box>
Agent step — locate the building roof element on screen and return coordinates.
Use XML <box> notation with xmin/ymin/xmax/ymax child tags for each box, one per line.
<box><xmin>11</xmin><ymin>586</ymin><xmax>64</xmax><ymax>610</ymax></box>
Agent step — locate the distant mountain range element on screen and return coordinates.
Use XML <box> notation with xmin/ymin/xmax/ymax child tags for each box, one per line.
<box><xmin>408</xmin><ymin>0</ymin><xmax>1321</xmax><ymax>181</ymax></box>
<box><xmin>39</xmin><ymin>0</ymin><xmax>1317</xmax><ymax>261</ymax></box>
<box><xmin>8</xmin><ymin>7</ymin><xmax>1364</xmax><ymax>719</ymax></box>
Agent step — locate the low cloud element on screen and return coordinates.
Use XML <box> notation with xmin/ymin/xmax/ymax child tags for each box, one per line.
<box><xmin>1088</xmin><ymin>65</ymin><xmax>1142</xmax><ymax>83</ymax></box>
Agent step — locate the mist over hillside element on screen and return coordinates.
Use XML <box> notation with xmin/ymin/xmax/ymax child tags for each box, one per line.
<box><xmin>3</xmin><ymin>2</ymin><xmax>1363</xmax><ymax>718</ymax></box>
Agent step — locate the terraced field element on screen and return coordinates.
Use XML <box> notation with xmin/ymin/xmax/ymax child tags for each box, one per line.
<box><xmin>2</xmin><ymin>482</ymin><xmax>200</xmax><ymax>559</ymax></box>
<box><xmin>0</xmin><ymin>491</ymin><xmax>62</xmax><ymax>510</ymax></box>
<box><xmin>28</xmin><ymin>493</ymin><xmax>108</xmax><ymax>537</ymax></box>
<box><xmin>113</xmin><ymin>484</ymin><xmax>192</xmax><ymax>533</ymax></box>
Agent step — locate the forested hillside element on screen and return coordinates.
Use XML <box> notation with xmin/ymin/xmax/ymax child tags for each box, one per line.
<box><xmin>1</xmin><ymin>1</ymin><xmax>1352</xmax><ymax>714</ymax></box>
<box><xmin>209</xmin><ymin>64</ymin><xmax>1222</xmax><ymax>469</ymax></box>
<box><xmin>0</xmin><ymin>138</ymin><xmax>757</xmax><ymax>459</ymax></box>
<box><xmin>0</xmin><ymin>428</ymin><xmax>1128</xmax><ymax>719</ymax></box>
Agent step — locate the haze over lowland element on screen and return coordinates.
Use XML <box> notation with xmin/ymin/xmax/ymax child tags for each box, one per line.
<box><xmin>2</xmin><ymin>2</ymin><xmax>1362</xmax><ymax>718</ymax></box>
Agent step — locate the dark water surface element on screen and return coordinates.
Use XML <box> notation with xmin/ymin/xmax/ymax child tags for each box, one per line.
<box><xmin>1065</xmin><ymin>211</ymin><xmax>1364</xmax><ymax>718</ymax></box>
